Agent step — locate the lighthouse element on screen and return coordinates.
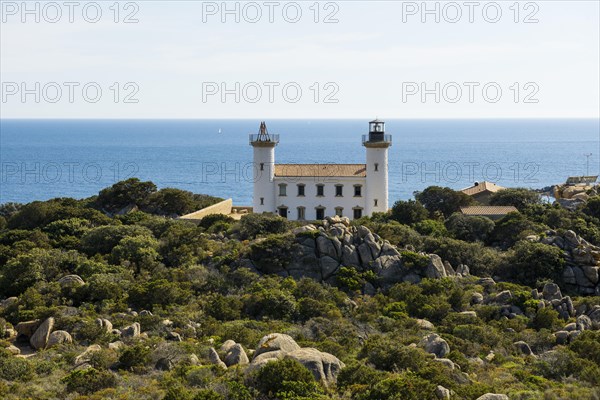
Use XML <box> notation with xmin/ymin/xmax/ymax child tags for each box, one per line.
<box><xmin>250</xmin><ymin>120</ymin><xmax>391</xmax><ymax>220</ymax></box>
<box><xmin>363</xmin><ymin>119</ymin><xmax>392</xmax><ymax>215</ymax></box>
<box><xmin>250</xmin><ymin>121</ymin><xmax>279</xmax><ymax>214</ymax></box>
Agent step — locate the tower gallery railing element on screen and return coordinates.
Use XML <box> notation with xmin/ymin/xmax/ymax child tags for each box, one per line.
<box><xmin>362</xmin><ymin>134</ymin><xmax>392</xmax><ymax>144</ymax></box>
<box><xmin>249</xmin><ymin>134</ymin><xmax>280</xmax><ymax>144</ymax></box>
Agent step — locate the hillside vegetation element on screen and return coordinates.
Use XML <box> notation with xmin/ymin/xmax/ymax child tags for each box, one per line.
<box><xmin>1</xmin><ymin>179</ymin><xmax>599</xmax><ymax>400</ymax></box>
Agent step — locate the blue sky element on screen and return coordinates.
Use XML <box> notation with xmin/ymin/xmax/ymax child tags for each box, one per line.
<box><xmin>1</xmin><ymin>0</ymin><xmax>599</xmax><ymax>118</ymax></box>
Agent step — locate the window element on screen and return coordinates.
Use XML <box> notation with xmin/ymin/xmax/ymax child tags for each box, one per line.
<box><xmin>278</xmin><ymin>184</ymin><xmax>287</xmax><ymax>196</ymax></box>
<box><xmin>297</xmin><ymin>184</ymin><xmax>305</xmax><ymax>196</ymax></box>
<box><xmin>260</xmin><ymin>163</ymin><xmax>264</xmax><ymax>171</ymax></box>
<box><xmin>354</xmin><ymin>185</ymin><xmax>362</xmax><ymax>197</ymax></box>
<box><xmin>353</xmin><ymin>208</ymin><xmax>363</xmax><ymax>219</ymax></box>
<box><xmin>335</xmin><ymin>207</ymin><xmax>343</xmax><ymax>217</ymax></box>
<box><xmin>316</xmin><ymin>184</ymin><xmax>324</xmax><ymax>196</ymax></box>
<box><xmin>260</xmin><ymin>197</ymin><xmax>264</xmax><ymax>205</ymax></box>
<box><xmin>297</xmin><ymin>207</ymin><xmax>305</xmax><ymax>220</ymax></box>
<box><xmin>316</xmin><ymin>207</ymin><xmax>325</xmax><ymax>220</ymax></box>
<box><xmin>278</xmin><ymin>207</ymin><xmax>288</xmax><ymax>219</ymax></box>
<box><xmin>374</xmin><ymin>199</ymin><xmax>378</xmax><ymax>207</ymax></box>
<box><xmin>335</xmin><ymin>185</ymin><xmax>343</xmax><ymax>197</ymax></box>
<box><xmin>374</xmin><ymin>163</ymin><xmax>379</xmax><ymax>172</ymax></box>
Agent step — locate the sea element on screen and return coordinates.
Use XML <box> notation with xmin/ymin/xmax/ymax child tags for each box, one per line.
<box><xmin>1</xmin><ymin>119</ymin><xmax>599</xmax><ymax>205</ymax></box>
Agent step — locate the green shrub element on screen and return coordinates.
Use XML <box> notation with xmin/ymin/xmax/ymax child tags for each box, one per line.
<box><xmin>502</xmin><ymin>241</ymin><xmax>565</xmax><ymax>286</ymax></box>
<box><xmin>62</xmin><ymin>368</ymin><xmax>117</xmax><ymax>394</ymax></box>
<box><xmin>415</xmin><ymin>186</ymin><xmax>473</xmax><ymax>218</ymax></box>
<box><xmin>358</xmin><ymin>335</ymin><xmax>429</xmax><ymax>372</ymax></box>
<box><xmin>569</xmin><ymin>330</ymin><xmax>600</xmax><ymax>365</ymax></box>
<box><xmin>238</xmin><ymin>213</ymin><xmax>289</xmax><ymax>239</ymax></box>
<box><xmin>0</xmin><ymin>353</ymin><xmax>34</xmax><ymax>381</ymax></box>
<box><xmin>95</xmin><ymin>178</ymin><xmax>157</xmax><ymax>213</ymax></box>
<box><xmin>400</xmin><ymin>251</ymin><xmax>430</xmax><ymax>269</ymax></box>
<box><xmin>413</xmin><ymin>220</ymin><xmax>448</xmax><ymax>238</ymax></box>
<box><xmin>531</xmin><ymin>308</ymin><xmax>561</xmax><ymax>331</ymax></box>
<box><xmin>358</xmin><ymin>371</ymin><xmax>437</xmax><ymax>400</ymax></box>
<box><xmin>249</xmin><ymin>234</ymin><xmax>295</xmax><ymax>272</ymax></box>
<box><xmin>422</xmin><ymin>236</ymin><xmax>501</xmax><ymax>276</ymax></box>
<box><xmin>390</xmin><ymin>200</ymin><xmax>428</xmax><ymax>225</ymax></box>
<box><xmin>199</xmin><ymin>213</ymin><xmax>235</xmax><ymax>230</ymax></box>
<box><xmin>446</xmin><ymin>213</ymin><xmax>495</xmax><ymax>242</ymax></box>
<box><xmin>118</xmin><ymin>343</ymin><xmax>151</xmax><ymax>369</ymax></box>
<box><xmin>193</xmin><ymin>389</ymin><xmax>225</xmax><ymax>400</ymax></box>
<box><xmin>253</xmin><ymin>358</ymin><xmax>316</xmax><ymax>398</ymax></box>
<box><xmin>489</xmin><ymin>188</ymin><xmax>541</xmax><ymax>210</ymax></box>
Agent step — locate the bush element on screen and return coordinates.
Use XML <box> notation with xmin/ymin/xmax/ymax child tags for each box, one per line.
<box><xmin>422</xmin><ymin>236</ymin><xmax>501</xmax><ymax>276</ymax></box>
<box><xmin>118</xmin><ymin>343</ymin><xmax>151</xmax><ymax>369</ymax></box>
<box><xmin>146</xmin><ymin>188</ymin><xmax>221</xmax><ymax>216</ymax></box>
<box><xmin>95</xmin><ymin>178</ymin><xmax>157</xmax><ymax>213</ymax></box>
<box><xmin>490</xmin><ymin>212</ymin><xmax>546</xmax><ymax>247</ymax></box>
<box><xmin>0</xmin><ymin>353</ymin><xmax>34</xmax><ymax>381</ymax></box>
<box><xmin>502</xmin><ymin>241</ymin><xmax>565</xmax><ymax>286</ymax></box>
<box><xmin>531</xmin><ymin>308</ymin><xmax>562</xmax><ymax>331</ymax></box>
<box><xmin>358</xmin><ymin>372</ymin><xmax>437</xmax><ymax>400</ymax></box>
<box><xmin>569</xmin><ymin>330</ymin><xmax>600</xmax><ymax>365</ymax></box>
<box><xmin>413</xmin><ymin>220</ymin><xmax>448</xmax><ymax>237</ymax></box>
<box><xmin>62</xmin><ymin>368</ymin><xmax>117</xmax><ymax>394</ymax></box>
<box><xmin>110</xmin><ymin>234</ymin><xmax>160</xmax><ymax>273</ymax></box>
<box><xmin>415</xmin><ymin>186</ymin><xmax>473</xmax><ymax>218</ymax></box>
<box><xmin>129</xmin><ymin>279</ymin><xmax>192</xmax><ymax>310</ymax></box>
<box><xmin>583</xmin><ymin>196</ymin><xmax>600</xmax><ymax>219</ymax></box>
<box><xmin>358</xmin><ymin>335</ymin><xmax>429</xmax><ymax>371</ymax></box>
<box><xmin>248</xmin><ymin>234</ymin><xmax>295</xmax><ymax>272</ymax></box>
<box><xmin>489</xmin><ymin>188</ymin><xmax>541</xmax><ymax>211</ymax></box>
<box><xmin>390</xmin><ymin>200</ymin><xmax>428</xmax><ymax>225</ymax></box>
<box><xmin>253</xmin><ymin>358</ymin><xmax>316</xmax><ymax>398</ymax></box>
<box><xmin>446</xmin><ymin>213</ymin><xmax>495</xmax><ymax>242</ymax></box>
<box><xmin>238</xmin><ymin>213</ymin><xmax>289</xmax><ymax>240</ymax></box>
<box><xmin>400</xmin><ymin>251</ymin><xmax>430</xmax><ymax>269</ymax></box>
<box><xmin>199</xmin><ymin>213</ymin><xmax>235</xmax><ymax>230</ymax></box>
<box><xmin>81</xmin><ymin>224</ymin><xmax>154</xmax><ymax>255</ymax></box>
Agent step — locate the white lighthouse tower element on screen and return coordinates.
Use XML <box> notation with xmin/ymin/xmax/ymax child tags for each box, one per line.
<box><xmin>250</xmin><ymin>121</ymin><xmax>279</xmax><ymax>214</ymax></box>
<box><xmin>363</xmin><ymin>119</ymin><xmax>392</xmax><ymax>215</ymax></box>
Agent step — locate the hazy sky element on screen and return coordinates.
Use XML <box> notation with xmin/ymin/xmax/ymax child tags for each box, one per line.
<box><xmin>1</xmin><ymin>0</ymin><xmax>599</xmax><ymax>118</ymax></box>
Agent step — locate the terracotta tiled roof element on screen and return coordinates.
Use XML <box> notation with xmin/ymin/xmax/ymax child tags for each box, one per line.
<box><xmin>461</xmin><ymin>181</ymin><xmax>505</xmax><ymax>196</ymax></box>
<box><xmin>274</xmin><ymin>164</ymin><xmax>367</xmax><ymax>178</ymax></box>
<box><xmin>460</xmin><ymin>206</ymin><xmax>518</xmax><ymax>216</ymax></box>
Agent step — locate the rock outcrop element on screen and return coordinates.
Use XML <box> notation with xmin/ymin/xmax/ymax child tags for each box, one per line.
<box><xmin>208</xmin><ymin>347</ymin><xmax>227</xmax><ymax>369</ymax></box>
<box><xmin>539</xmin><ymin>230</ymin><xmax>600</xmax><ymax>295</ymax></box>
<box><xmin>47</xmin><ymin>330</ymin><xmax>73</xmax><ymax>348</ymax></box>
<box><xmin>224</xmin><ymin>343</ymin><xmax>249</xmax><ymax>367</ymax></box>
<box><xmin>531</xmin><ymin>283</ymin><xmax>575</xmax><ymax>320</ymax></box>
<box><xmin>58</xmin><ymin>274</ymin><xmax>85</xmax><ymax>288</ymax></box>
<box><xmin>245</xmin><ymin>217</ymin><xmax>467</xmax><ymax>291</ymax></box>
<box><xmin>249</xmin><ymin>333</ymin><xmax>344</xmax><ymax>386</ymax></box>
<box><xmin>121</xmin><ymin>322</ymin><xmax>141</xmax><ymax>338</ymax></box>
<box><xmin>419</xmin><ymin>333</ymin><xmax>450</xmax><ymax>358</ymax></box>
<box><xmin>30</xmin><ymin>317</ymin><xmax>55</xmax><ymax>350</ymax></box>
<box><xmin>476</xmin><ymin>395</ymin><xmax>509</xmax><ymax>400</ymax></box>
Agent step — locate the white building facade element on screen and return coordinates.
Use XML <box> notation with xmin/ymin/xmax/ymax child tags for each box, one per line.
<box><xmin>250</xmin><ymin>120</ymin><xmax>392</xmax><ymax>221</ymax></box>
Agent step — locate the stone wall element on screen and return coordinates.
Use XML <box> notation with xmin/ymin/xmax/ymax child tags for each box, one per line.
<box><xmin>179</xmin><ymin>198</ymin><xmax>233</xmax><ymax>222</ymax></box>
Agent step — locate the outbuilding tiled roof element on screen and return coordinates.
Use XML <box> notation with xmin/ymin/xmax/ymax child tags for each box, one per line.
<box><xmin>460</xmin><ymin>206</ymin><xmax>518</xmax><ymax>216</ymax></box>
<box><xmin>274</xmin><ymin>164</ymin><xmax>367</xmax><ymax>178</ymax></box>
<box><xmin>461</xmin><ymin>181</ymin><xmax>505</xmax><ymax>196</ymax></box>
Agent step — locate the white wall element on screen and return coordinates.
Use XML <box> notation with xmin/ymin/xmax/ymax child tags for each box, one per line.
<box><xmin>365</xmin><ymin>147</ymin><xmax>389</xmax><ymax>215</ymax></box>
<box><xmin>252</xmin><ymin>145</ymin><xmax>276</xmax><ymax>213</ymax></box>
<box><xmin>273</xmin><ymin>176</ymin><xmax>367</xmax><ymax>220</ymax></box>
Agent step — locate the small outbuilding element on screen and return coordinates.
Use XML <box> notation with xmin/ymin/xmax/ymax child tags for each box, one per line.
<box><xmin>461</xmin><ymin>181</ymin><xmax>506</xmax><ymax>205</ymax></box>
